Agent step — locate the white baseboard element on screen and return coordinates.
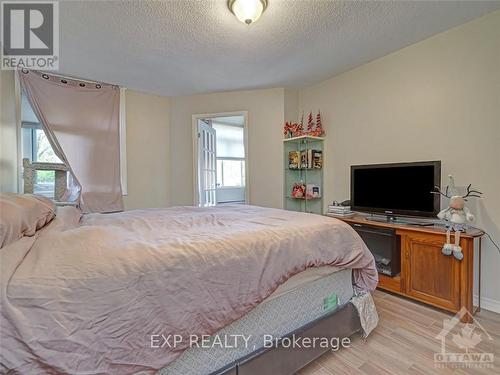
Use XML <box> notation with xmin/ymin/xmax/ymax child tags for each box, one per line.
<box><xmin>473</xmin><ymin>295</ymin><xmax>500</xmax><ymax>314</ymax></box>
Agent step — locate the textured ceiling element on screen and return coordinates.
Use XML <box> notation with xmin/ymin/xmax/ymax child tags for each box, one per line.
<box><xmin>57</xmin><ymin>0</ymin><xmax>500</xmax><ymax>96</ymax></box>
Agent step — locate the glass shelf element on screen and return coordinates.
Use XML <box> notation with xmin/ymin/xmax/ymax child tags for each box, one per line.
<box><xmin>283</xmin><ymin>136</ymin><xmax>324</xmax><ymax>214</ymax></box>
<box><xmin>285</xmin><ymin>196</ymin><xmax>322</xmax><ymax>200</ymax></box>
<box><xmin>287</xmin><ymin>168</ymin><xmax>322</xmax><ymax>171</ymax></box>
<box><xmin>283</xmin><ymin>135</ymin><xmax>325</xmax><ymax>144</ymax></box>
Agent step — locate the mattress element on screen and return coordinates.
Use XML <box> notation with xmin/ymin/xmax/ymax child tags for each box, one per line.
<box><xmin>159</xmin><ymin>267</ymin><xmax>354</xmax><ymax>375</ymax></box>
<box><xmin>268</xmin><ymin>265</ymin><xmax>341</xmax><ymax>300</ymax></box>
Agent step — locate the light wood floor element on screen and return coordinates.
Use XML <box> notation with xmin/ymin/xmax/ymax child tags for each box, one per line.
<box><xmin>299</xmin><ymin>290</ymin><xmax>500</xmax><ymax>375</ymax></box>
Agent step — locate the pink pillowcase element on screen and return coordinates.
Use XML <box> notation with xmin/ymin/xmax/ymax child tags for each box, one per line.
<box><xmin>0</xmin><ymin>193</ymin><xmax>56</xmax><ymax>249</ymax></box>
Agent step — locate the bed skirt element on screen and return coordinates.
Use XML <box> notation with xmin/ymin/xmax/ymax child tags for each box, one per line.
<box><xmin>157</xmin><ymin>270</ymin><xmax>377</xmax><ymax>375</ymax></box>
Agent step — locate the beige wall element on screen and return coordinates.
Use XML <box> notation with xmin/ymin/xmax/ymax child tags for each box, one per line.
<box><xmin>170</xmin><ymin>88</ymin><xmax>284</xmax><ymax>208</ymax></box>
<box><xmin>123</xmin><ymin>90</ymin><xmax>170</xmax><ymax>210</ymax></box>
<box><xmin>0</xmin><ymin>70</ymin><xmax>18</xmax><ymax>193</ymax></box>
<box><xmin>299</xmin><ymin>10</ymin><xmax>500</xmax><ymax>307</ymax></box>
<box><xmin>284</xmin><ymin>89</ymin><xmax>298</xmax><ymax>123</ymax></box>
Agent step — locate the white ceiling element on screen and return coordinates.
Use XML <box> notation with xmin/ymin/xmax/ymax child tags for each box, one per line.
<box><xmin>57</xmin><ymin>0</ymin><xmax>500</xmax><ymax>96</ymax></box>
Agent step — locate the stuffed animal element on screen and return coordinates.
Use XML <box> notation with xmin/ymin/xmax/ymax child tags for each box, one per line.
<box><xmin>433</xmin><ymin>175</ymin><xmax>482</xmax><ymax>260</ymax></box>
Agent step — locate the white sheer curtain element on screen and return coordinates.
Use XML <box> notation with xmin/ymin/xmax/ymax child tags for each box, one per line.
<box><xmin>212</xmin><ymin>123</ymin><xmax>244</xmax><ymax>158</ymax></box>
<box><xmin>18</xmin><ymin>70</ymin><xmax>123</xmax><ymax>213</ymax></box>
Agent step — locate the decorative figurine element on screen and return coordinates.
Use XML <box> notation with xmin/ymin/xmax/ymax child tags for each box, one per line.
<box><xmin>296</xmin><ymin>117</ymin><xmax>304</xmax><ymax>136</ymax></box>
<box><xmin>291</xmin><ymin>122</ymin><xmax>301</xmax><ymax>137</ymax></box>
<box><xmin>283</xmin><ymin>121</ymin><xmax>303</xmax><ymax>138</ymax></box>
<box><xmin>283</xmin><ymin>121</ymin><xmax>291</xmax><ymax>137</ymax></box>
<box><xmin>291</xmin><ymin>182</ymin><xmax>305</xmax><ymax>199</ymax></box>
<box><xmin>307</xmin><ymin>112</ymin><xmax>314</xmax><ymax>133</ymax></box>
<box><xmin>283</xmin><ymin>111</ymin><xmax>325</xmax><ymax>138</ymax></box>
<box><xmin>313</xmin><ymin>110</ymin><xmax>325</xmax><ymax>137</ymax></box>
<box><xmin>432</xmin><ymin>175</ymin><xmax>482</xmax><ymax>260</ymax></box>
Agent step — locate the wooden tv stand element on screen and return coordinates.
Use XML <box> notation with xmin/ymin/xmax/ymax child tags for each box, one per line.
<box><xmin>338</xmin><ymin>215</ymin><xmax>484</xmax><ymax>322</ymax></box>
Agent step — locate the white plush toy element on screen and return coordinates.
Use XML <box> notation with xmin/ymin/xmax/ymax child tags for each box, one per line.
<box><xmin>433</xmin><ymin>175</ymin><xmax>482</xmax><ymax>260</ymax></box>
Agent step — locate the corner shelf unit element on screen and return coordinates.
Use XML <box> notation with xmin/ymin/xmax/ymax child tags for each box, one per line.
<box><xmin>283</xmin><ymin>135</ymin><xmax>324</xmax><ymax>214</ymax></box>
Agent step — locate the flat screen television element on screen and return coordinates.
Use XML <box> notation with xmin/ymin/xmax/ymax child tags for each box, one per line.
<box><xmin>351</xmin><ymin>161</ymin><xmax>441</xmax><ymax>218</ymax></box>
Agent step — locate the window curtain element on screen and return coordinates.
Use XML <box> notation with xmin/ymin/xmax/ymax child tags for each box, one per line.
<box><xmin>212</xmin><ymin>123</ymin><xmax>245</xmax><ymax>158</ymax></box>
<box><xmin>18</xmin><ymin>70</ymin><xmax>123</xmax><ymax>213</ymax></box>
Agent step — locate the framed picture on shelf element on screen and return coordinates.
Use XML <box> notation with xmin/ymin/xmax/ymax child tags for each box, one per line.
<box><xmin>306</xmin><ymin>184</ymin><xmax>321</xmax><ymax>199</ymax></box>
<box><xmin>291</xmin><ymin>183</ymin><xmax>306</xmax><ymax>199</ymax></box>
<box><xmin>288</xmin><ymin>151</ymin><xmax>300</xmax><ymax>169</ymax></box>
<box><xmin>313</xmin><ymin>150</ymin><xmax>323</xmax><ymax>169</ymax></box>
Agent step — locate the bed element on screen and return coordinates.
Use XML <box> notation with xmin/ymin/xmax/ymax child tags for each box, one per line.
<box><xmin>0</xmin><ymin>197</ymin><xmax>378</xmax><ymax>374</ymax></box>
<box><xmin>162</xmin><ymin>267</ymin><xmax>376</xmax><ymax>375</ymax></box>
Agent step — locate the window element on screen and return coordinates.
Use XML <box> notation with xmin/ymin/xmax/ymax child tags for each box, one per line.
<box><xmin>19</xmin><ymin>87</ymin><xmax>127</xmax><ymax>199</ymax></box>
<box><xmin>21</xmin><ymin>91</ymin><xmax>62</xmax><ymax>198</ymax></box>
<box><xmin>217</xmin><ymin>159</ymin><xmax>245</xmax><ymax>187</ymax></box>
<box><xmin>213</xmin><ymin>122</ymin><xmax>245</xmax><ymax>188</ymax></box>
<box><xmin>22</xmin><ymin>127</ymin><xmax>61</xmax><ymax>163</ymax></box>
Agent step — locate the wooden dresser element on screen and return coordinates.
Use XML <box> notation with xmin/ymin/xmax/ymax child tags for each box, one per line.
<box><xmin>338</xmin><ymin>215</ymin><xmax>484</xmax><ymax>322</ymax></box>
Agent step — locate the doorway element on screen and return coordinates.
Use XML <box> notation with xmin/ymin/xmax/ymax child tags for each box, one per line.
<box><xmin>193</xmin><ymin>112</ymin><xmax>248</xmax><ymax>207</ymax></box>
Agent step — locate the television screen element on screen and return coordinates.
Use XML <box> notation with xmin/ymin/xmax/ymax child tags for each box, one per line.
<box><xmin>351</xmin><ymin>161</ymin><xmax>441</xmax><ymax>217</ymax></box>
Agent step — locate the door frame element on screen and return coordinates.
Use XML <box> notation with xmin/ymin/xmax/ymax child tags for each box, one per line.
<box><xmin>192</xmin><ymin>111</ymin><xmax>249</xmax><ymax>206</ymax></box>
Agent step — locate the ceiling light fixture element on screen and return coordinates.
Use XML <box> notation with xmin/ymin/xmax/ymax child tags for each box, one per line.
<box><xmin>228</xmin><ymin>0</ymin><xmax>268</xmax><ymax>25</ymax></box>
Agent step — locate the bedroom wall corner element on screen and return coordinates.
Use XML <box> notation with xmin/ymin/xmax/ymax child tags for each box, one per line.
<box><xmin>284</xmin><ymin>89</ymin><xmax>299</xmax><ymax>123</ymax></box>
<box><xmin>297</xmin><ymin>10</ymin><xmax>500</xmax><ymax>310</ymax></box>
<box><xmin>123</xmin><ymin>89</ymin><xmax>171</xmax><ymax>210</ymax></box>
<box><xmin>0</xmin><ymin>70</ymin><xmax>18</xmax><ymax>193</ymax></box>
<box><xmin>169</xmin><ymin>87</ymin><xmax>285</xmax><ymax>209</ymax></box>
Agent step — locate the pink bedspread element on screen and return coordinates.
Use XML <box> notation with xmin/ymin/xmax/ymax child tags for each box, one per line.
<box><xmin>0</xmin><ymin>205</ymin><xmax>377</xmax><ymax>374</ymax></box>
